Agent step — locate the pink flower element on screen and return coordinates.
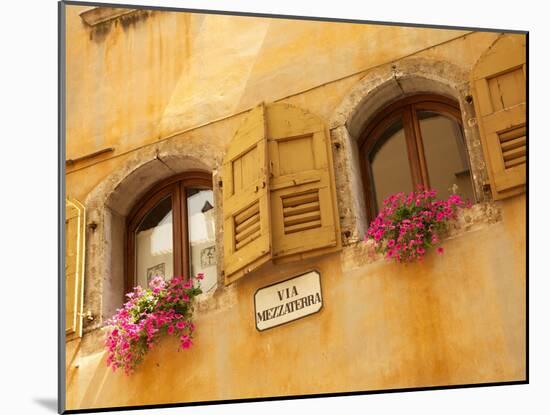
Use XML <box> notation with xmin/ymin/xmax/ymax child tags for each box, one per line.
<box><xmin>105</xmin><ymin>272</ymin><xmax>200</xmax><ymax>374</ymax></box>
<box><xmin>149</xmin><ymin>275</ymin><xmax>166</xmax><ymax>290</ymax></box>
<box><xmin>365</xmin><ymin>189</ymin><xmax>469</xmax><ymax>263</ymax></box>
<box><xmin>197</xmin><ymin>272</ymin><xmax>204</xmax><ymax>280</ymax></box>
<box><xmin>180</xmin><ymin>335</ymin><xmax>192</xmax><ymax>350</ymax></box>
<box><xmin>437</xmin><ymin>247</ymin><xmax>444</xmax><ymax>254</ymax></box>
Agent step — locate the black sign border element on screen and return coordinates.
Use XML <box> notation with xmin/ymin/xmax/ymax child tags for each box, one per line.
<box><xmin>253</xmin><ymin>268</ymin><xmax>324</xmax><ymax>332</ymax></box>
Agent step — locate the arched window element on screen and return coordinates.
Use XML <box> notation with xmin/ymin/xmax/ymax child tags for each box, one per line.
<box><xmin>126</xmin><ymin>171</ymin><xmax>216</xmax><ymax>295</ymax></box>
<box><xmin>360</xmin><ymin>94</ymin><xmax>475</xmax><ymax>220</ymax></box>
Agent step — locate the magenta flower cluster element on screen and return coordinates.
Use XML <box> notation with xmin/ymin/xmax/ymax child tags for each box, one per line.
<box><xmin>366</xmin><ymin>189</ymin><xmax>468</xmax><ymax>262</ymax></box>
<box><xmin>105</xmin><ymin>273</ymin><xmax>203</xmax><ymax>375</ymax></box>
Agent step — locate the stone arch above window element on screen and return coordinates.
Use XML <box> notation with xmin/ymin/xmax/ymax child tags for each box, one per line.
<box><xmin>329</xmin><ymin>57</ymin><xmax>490</xmax><ymax>245</ymax></box>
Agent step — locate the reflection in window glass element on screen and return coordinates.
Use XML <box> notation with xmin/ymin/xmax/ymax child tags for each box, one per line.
<box><xmin>187</xmin><ymin>189</ymin><xmax>217</xmax><ymax>294</ymax></box>
<box><xmin>135</xmin><ymin>196</ymin><xmax>173</xmax><ymax>289</ymax></box>
<box><xmin>418</xmin><ymin>111</ymin><xmax>475</xmax><ymax>202</ymax></box>
<box><xmin>370</xmin><ymin>117</ymin><xmax>413</xmax><ymax>212</ymax></box>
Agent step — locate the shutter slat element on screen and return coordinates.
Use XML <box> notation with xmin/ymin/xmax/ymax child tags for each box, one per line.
<box><xmin>500</xmin><ymin>135</ymin><xmax>526</xmax><ymax>152</ymax></box>
<box><xmin>502</xmin><ymin>146</ymin><xmax>526</xmax><ymax>162</ymax></box>
<box><xmin>283</xmin><ymin>200</ymin><xmax>320</xmax><ymax>216</ymax></box>
<box><xmin>282</xmin><ymin>192</ymin><xmax>319</xmax><ymax>207</ymax></box>
<box><xmin>285</xmin><ymin>220</ymin><xmax>322</xmax><ymax>234</ymax></box>
<box><xmin>284</xmin><ymin>210</ymin><xmax>321</xmax><ymax>227</ymax></box>
<box><xmin>499</xmin><ymin>125</ymin><xmax>526</xmax><ymax>142</ymax></box>
<box><xmin>235</xmin><ymin>210</ymin><xmax>260</xmax><ymax>234</ymax></box>
<box><xmin>235</xmin><ymin>221</ymin><xmax>261</xmax><ymax>243</ymax></box>
<box><xmin>504</xmin><ymin>156</ymin><xmax>526</xmax><ymax>169</ymax></box>
<box><xmin>234</xmin><ymin>201</ymin><xmax>259</xmax><ymax>225</ymax></box>
<box><xmin>235</xmin><ymin>229</ymin><xmax>262</xmax><ymax>250</ymax></box>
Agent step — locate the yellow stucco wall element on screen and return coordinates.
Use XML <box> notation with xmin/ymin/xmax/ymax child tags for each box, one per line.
<box><xmin>65</xmin><ymin>5</ymin><xmax>500</xmax><ymax>201</ymax></box>
<box><xmin>64</xmin><ymin>5</ymin><xmax>526</xmax><ymax>411</ymax></box>
<box><xmin>67</xmin><ymin>196</ymin><xmax>525</xmax><ymax>410</ymax></box>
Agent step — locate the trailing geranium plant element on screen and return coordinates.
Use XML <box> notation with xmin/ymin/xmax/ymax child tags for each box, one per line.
<box><xmin>105</xmin><ymin>273</ymin><xmax>203</xmax><ymax>375</ymax></box>
<box><xmin>365</xmin><ymin>188</ymin><xmax>469</xmax><ymax>263</ymax></box>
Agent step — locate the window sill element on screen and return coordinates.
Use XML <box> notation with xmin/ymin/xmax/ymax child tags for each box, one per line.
<box><xmin>341</xmin><ymin>202</ymin><xmax>503</xmax><ymax>271</ymax></box>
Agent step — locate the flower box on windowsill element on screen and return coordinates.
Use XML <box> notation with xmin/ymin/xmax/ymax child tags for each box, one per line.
<box><xmin>341</xmin><ymin>201</ymin><xmax>502</xmax><ymax>271</ymax></box>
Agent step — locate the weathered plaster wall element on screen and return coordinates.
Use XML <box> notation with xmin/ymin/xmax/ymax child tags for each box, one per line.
<box><xmin>64</xmin><ymin>5</ymin><xmax>526</xmax><ymax>411</ymax></box>
<box><xmin>65</xmin><ymin>5</ymin><xmax>499</xmax><ymax>202</ymax></box>
<box><xmin>66</xmin><ymin>195</ymin><xmax>525</xmax><ymax>410</ymax></box>
<box><xmin>66</xmin><ymin>5</ymin><xmax>469</xmax><ymax>169</ymax></box>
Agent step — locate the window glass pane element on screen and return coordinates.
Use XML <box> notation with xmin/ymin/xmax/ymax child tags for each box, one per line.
<box><xmin>187</xmin><ymin>189</ymin><xmax>217</xmax><ymax>294</ymax></box>
<box><xmin>418</xmin><ymin>111</ymin><xmax>475</xmax><ymax>202</ymax></box>
<box><xmin>135</xmin><ymin>196</ymin><xmax>173</xmax><ymax>288</ymax></box>
<box><xmin>370</xmin><ymin>117</ymin><xmax>413</xmax><ymax>212</ymax></box>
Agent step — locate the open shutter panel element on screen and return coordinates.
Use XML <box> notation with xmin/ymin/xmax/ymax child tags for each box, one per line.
<box><xmin>266</xmin><ymin>103</ymin><xmax>340</xmax><ymax>261</ymax></box>
<box><xmin>65</xmin><ymin>198</ymin><xmax>86</xmax><ymax>340</ymax></box>
<box><xmin>471</xmin><ymin>34</ymin><xmax>526</xmax><ymax>200</ymax></box>
<box><xmin>223</xmin><ymin>104</ymin><xmax>272</xmax><ymax>284</ymax></box>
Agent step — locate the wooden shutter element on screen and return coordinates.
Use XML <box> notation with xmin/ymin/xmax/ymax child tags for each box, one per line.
<box><xmin>222</xmin><ymin>104</ymin><xmax>272</xmax><ymax>284</ymax></box>
<box><xmin>471</xmin><ymin>34</ymin><xmax>526</xmax><ymax>200</ymax></box>
<box><xmin>266</xmin><ymin>103</ymin><xmax>340</xmax><ymax>261</ymax></box>
<box><xmin>65</xmin><ymin>198</ymin><xmax>86</xmax><ymax>340</ymax></box>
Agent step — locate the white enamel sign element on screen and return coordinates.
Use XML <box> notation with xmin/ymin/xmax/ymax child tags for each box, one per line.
<box><xmin>254</xmin><ymin>270</ymin><xmax>323</xmax><ymax>331</ymax></box>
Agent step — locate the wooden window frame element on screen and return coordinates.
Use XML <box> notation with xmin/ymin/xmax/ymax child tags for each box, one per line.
<box><xmin>359</xmin><ymin>94</ymin><xmax>466</xmax><ymax>221</ymax></box>
<box><xmin>125</xmin><ymin>171</ymin><xmax>213</xmax><ymax>295</ymax></box>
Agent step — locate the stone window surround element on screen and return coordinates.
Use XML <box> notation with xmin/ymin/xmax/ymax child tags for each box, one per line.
<box><xmin>328</xmin><ymin>56</ymin><xmax>491</xmax><ymax>245</ymax></box>
<box><xmin>82</xmin><ymin>142</ymin><xmax>225</xmax><ymax>337</ymax></box>
<box><xmin>78</xmin><ymin>56</ymin><xmax>494</xmax><ymax>342</ymax></box>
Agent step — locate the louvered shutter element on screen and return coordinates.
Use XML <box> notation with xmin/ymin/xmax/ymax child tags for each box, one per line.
<box><xmin>222</xmin><ymin>104</ymin><xmax>272</xmax><ymax>284</ymax></box>
<box><xmin>471</xmin><ymin>34</ymin><xmax>526</xmax><ymax>200</ymax></box>
<box><xmin>266</xmin><ymin>103</ymin><xmax>340</xmax><ymax>260</ymax></box>
<box><xmin>65</xmin><ymin>198</ymin><xmax>86</xmax><ymax>340</ymax></box>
